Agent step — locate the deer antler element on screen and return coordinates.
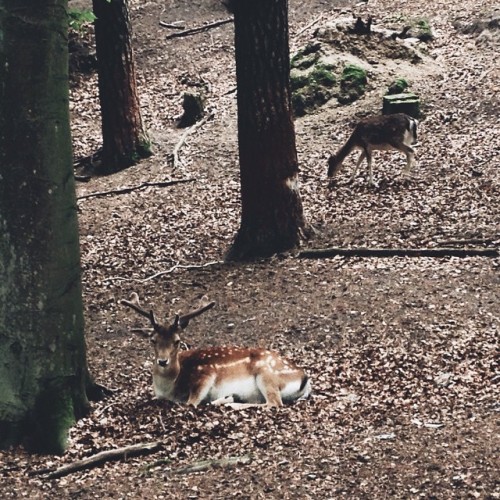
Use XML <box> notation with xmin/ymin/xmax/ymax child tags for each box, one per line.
<box><xmin>121</xmin><ymin>293</ymin><xmax>159</xmax><ymax>329</ymax></box>
<box><xmin>178</xmin><ymin>297</ymin><xmax>215</xmax><ymax>329</ymax></box>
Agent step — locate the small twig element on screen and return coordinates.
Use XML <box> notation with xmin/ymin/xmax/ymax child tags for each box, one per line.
<box><xmin>104</xmin><ymin>260</ymin><xmax>224</xmax><ymax>284</ymax></box>
<box><xmin>77</xmin><ymin>178</ymin><xmax>195</xmax><ymax>201</ymax></box>
<box><xmin>172</xmin><ymin>112</ymin><xmax>214</xmax><ymax>170</ymax></box>
<box><xmin>35</xmin><ymin>442</ymin><xmax>162</xmax><ymax>479</ymax></box>
<box><xmin>299</xmin><ymin>246</ymin><xmax>499</xmax><ymax>259</ymax></box>
<box><xmin>166</xmin><ymin>18</ymin><xmax>233</xmax><ymax>40</ymax></box>
<box><xmin>159</xmin><ymin>21</ymin><xmax>186</xmax><ymax>29</ymax></box>
<box><xmin>94</xmin><ymin>402</ymin><xmax>117</xmax><ymax>419</ymax></box>
<box><xmin>295</xmin><ymin>13</ymin><xmax>324</xmax><ymax>38</ymax></box>
<box><xmin>158</xmin><ymin>413</ymin><xmax>166</xmax><ymax>433</ymax></box>
<box><xmin>174</xmin><ymin>455</ymin><xmax>252</xmax><ymax>475</ymax></box>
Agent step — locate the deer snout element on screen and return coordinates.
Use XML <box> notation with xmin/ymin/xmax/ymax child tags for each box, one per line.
<box><xmin>157</xmin><ymin>358</ymin><xmax>170</xmax><ymax>367</ymax></box>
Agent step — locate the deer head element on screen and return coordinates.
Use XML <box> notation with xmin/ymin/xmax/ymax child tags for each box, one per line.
<box><xmin>121</xmin><ymin>293</ymin><xmax>215</xmax><ymax>371</ymax></box>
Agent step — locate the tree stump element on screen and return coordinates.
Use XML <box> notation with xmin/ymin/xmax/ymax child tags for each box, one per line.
<box><xmin>383</xmin><ymin>92</ymin><xmax>420</xmax><ymax>118</ymax></box>
<box><xmin>177</xmin><ymin>92</ymin><xmax>205</xmax><ymax>128</ymax></box>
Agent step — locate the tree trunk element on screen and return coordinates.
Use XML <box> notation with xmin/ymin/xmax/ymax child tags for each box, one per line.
<box><xmin>92</xmin><ymin>0</ymin><xmax>151</xmax><ymax>174</ymax></box>
<box><xmin>0</xmin><ymin>0</ymin><xmax>90</xmax><ymax>453</ymax></box>
<box><xmin>226</xmin><ymin>0</ymin><xmax>307</xmax><ymax>261</ymax></box>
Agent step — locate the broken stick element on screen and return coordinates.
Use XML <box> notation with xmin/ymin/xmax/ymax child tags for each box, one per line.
<box><xmin>166</xmin><ymin>18</ymin><xmax>233</xmax><ymax>39</ymax></box>
<box><xmin>38</xmin><ymin>441</ymin><xmax>162</xmax><ymax>479</ymax></box>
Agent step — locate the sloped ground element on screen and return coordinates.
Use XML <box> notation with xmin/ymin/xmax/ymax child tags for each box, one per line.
<box><xmin>1</xmin><ymin>0</ymin><xmax>499</xmax><ymax>498</ymax></box>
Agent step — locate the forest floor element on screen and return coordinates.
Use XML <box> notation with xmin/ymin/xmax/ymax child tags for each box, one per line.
<box><xmin>2</xmin><ymin>0</ymin><xmax>499</xmax><ymax>498</ymax></box>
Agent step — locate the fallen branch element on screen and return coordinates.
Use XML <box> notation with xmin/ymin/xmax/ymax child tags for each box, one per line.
<box><xmin>166</xmin><ymin>18</ymin><xmax>233</xmax><ymax>39</ymax></box>
<box><xmin>38</xmin><ymin>441</ymin><xmax>162</xmax><ymax>479</ymax></box>
<box><xmin>174</xmin><ymin>455</ymin><xmax>252</xmax><ymax>475</ymax></box>
<box><xmin>104</xmin><ymin>260</ymin><xmax>224</xmax><ymax>284</ymax></box>
<box><xmin>299</xmin><ymin>246</ymin><xmax>499</xmax><ymax>259</ymax></box>
<box><xmin>77</xmin><ymin>178</ymin><xmax>195</xmax><ymax>201</ymax></box>
<box><xmin>172</xmin><ymin>112</ymin><xmax>214</xmax><ymax>170</ymax></box>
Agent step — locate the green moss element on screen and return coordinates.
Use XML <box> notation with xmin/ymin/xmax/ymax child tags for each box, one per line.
<box><xmin>291</xmin><ymin>42</ymin><xmax>322</xmax><ymax>70</ymax></box>
<box><xmin>310</xmin><ymin>64</ymin><xmax>336</xmax><ymax>87</ymax></box>
<box><xmin>415</xmin><ymin>18</ymin><xmax>434</xmax><ymax>41</ymax></box>
<box><xmin>68</xmin><ymin>8</ymin><xmax>96</xmax><ymax>33</ymax></box>
<box><xmin>291</xmin><ymin>63</ymin><xmax>336</xmax><ymax>117</ymax></box>
<box><xmin>29</xmin><ymin>381</ymin><xmax>76</xmax><ymax>454</ymax></box>
<box><xmin>290</xmin><ymin>69</ymin><xmax>309</xmax><ymax>91</ymax></box>
<box><xmin>338</xmin><ymin>64</ymin><xmax>368</xmax><ymax>104</ymax></box>
<box><xmin>387</xmin><ymin>77</ymin><xmax>409</xmax><ymax>95</ymax></box>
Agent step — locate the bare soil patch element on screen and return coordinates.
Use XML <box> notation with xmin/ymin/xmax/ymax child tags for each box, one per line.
<box><xmin>1</xmin><ymin>0</ymin><xmax>499</xmax><ymax>498</ymax></box>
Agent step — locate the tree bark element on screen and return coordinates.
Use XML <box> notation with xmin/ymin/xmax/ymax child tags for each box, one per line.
<box><xmin>226</xmin><ymin>0</ymin><xmax>307</xmax><ymax>261</ymax></box>
<box><xmin>92</xmin><ymin>0</ymin><xmax>151</xmax><ymax>174</ymax></box>
<box><xmin>0</xmin><ymin>0</ymin><xmax>90</xmax><ymax>453</ymax></box>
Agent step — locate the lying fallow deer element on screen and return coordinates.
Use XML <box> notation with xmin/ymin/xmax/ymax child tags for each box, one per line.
<box><xmin>327</xmin><ymin>113</ymin><xmax>418</xmax><ymax>186</ymax></box>
<box><xmin>121</xmin><ymin>293</ymin><xmax>311</xmax><ymax>408</ymax></box>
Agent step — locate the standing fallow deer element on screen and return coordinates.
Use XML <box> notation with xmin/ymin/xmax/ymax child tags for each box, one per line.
<box><xmin>327</xmin><ymin>113</ymin><xmax>418</xmax><ymax>186</ymax></box>
<box><xmin>121</xmin><ymin>293</ymin><xmax>311</xmax><ymax>408</ymax></box>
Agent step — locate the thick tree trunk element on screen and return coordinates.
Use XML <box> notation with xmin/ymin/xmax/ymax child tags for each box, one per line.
<box><xmin>0</xmin><ymin>0</ymin><xmax>90</xmax><ymax>453</ymax></box>
<box><xmin>92</xmin><ymin>0</ymin><xmax>151</xmax><ymax>174</ymax></box>
<box><xmin>226</xmin><ymin>0</ymin><xmax>307</xmax><ymax>261</ymax></box>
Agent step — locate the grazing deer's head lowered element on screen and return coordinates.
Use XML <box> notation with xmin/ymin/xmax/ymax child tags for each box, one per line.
<box><xmin>327</xmin><ymin>113</ymin><xmax>418</xmax><ymax>187</ymax></box>
<box><xmin>121</xmin><ymin>294</ymin><xmax>311</xmax><ymax>408</ymax></box>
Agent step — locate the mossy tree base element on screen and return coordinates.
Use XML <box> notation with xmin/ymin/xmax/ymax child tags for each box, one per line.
<box><xmin>0</xmin><ymin>0</ymin><xmax>91</xmax><ymax>454</ymax></box>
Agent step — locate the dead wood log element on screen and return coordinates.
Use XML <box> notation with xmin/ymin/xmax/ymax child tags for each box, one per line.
<box><xmin>77</xmin><ymin>178</ymin><xmax>195</xmax><ymax>201</ymax></box>
<box><xmin>166</xmin><ymin>18</ymin><xmax>233</xmax><ymax>39</ymax></box>
<box><xmin>38</xmin><ymin>441</ymin><xmax>162</xmax><ymax>479</ymax></box>
<box><xmin>299</xmin><ymin>246</ymin><xmax>499</xmax><ymax>259</ymax></box>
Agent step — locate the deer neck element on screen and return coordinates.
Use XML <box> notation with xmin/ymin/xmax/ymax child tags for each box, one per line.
<box><xmin>152</xmin><ymin>358</ymin><xmax>181</xmax><ymax>401</ymax></box>
<box><xmin>337</xmin><ymin>135</ymin><xmax>358</xmax><ymax>165</ymax></box>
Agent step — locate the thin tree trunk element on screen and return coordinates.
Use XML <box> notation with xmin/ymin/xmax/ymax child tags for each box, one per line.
<box><xmin>93</xmin><ymin>0</ymin><xmax>151</xmax><ymax>174</ymax></box>
<box><xmin>226</xmin><ymin>0</ymin><xmax>307</xmax><ymax>261</ymax></box>
<box><xmin>0</xmin><ymin>0</ymin><xmax>90</xmax><ymax>453</ymax></box>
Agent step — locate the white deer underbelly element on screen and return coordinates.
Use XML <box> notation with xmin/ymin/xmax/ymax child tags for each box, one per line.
<box><xmin>209</xmin><ymin>377</ymin><xmax>263</xmax><ymax>403</ymax></box>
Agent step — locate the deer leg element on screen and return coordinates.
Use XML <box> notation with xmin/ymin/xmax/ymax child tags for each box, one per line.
<box><xmin>402</xmin><ymin>148</ymin><xmax>415</xmax><ymax>177</ymax></box>
<box><xmin>366</xmin><ymin>152</ymin><xmax>378</xmax><ymax>187</ymax></box>
<box><xmin>186</xmin><ymin>375</ymin><xmax>215</xmax><ymax>407</ymax></box>
<box><xmin>347</xmin><ymin>151</ymin><xmax>366</xmax><ymax>183</ymax></box>
<box><xmin>391</xmin><ymin>142</ymin><xmax>415</xmax><ymax>177</ymax></box>
<box><xmin>256</xmin><ymin>372</ymin><xmax>284</xmax><ymax>407</ymax></box>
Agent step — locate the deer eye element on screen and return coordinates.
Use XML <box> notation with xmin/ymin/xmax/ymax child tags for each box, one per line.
<box><xmin>173</xmin><ymin>339</ymin><xmax>181</xmax><ymax>349</ymax></box>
